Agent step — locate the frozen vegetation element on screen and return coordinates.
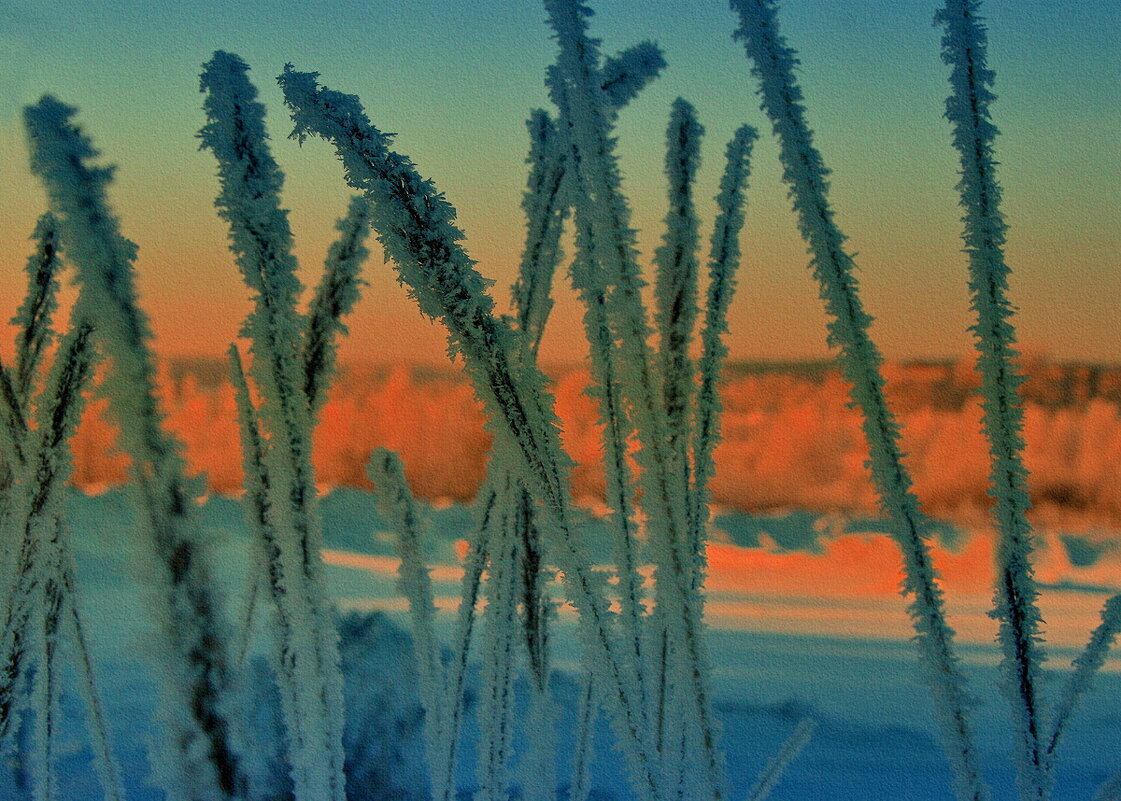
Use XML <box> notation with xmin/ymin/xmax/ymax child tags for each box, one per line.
<box><xmin>1</xmin><ymin>1</ymin><xmax>1118</xmax><ymax>800</ymax></box>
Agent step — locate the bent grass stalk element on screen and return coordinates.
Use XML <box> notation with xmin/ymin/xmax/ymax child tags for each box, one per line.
<box><xmin>279</xmin><ymin>65</ymin><xmax>668</xmax><ymax>801</ymax></box>
<box><xmin>24</xmin><ymin>96</ymin><xmax>247</xmax><ymax>801</ymax></box>
<box><xmin>283</xmin><ymin>42</ymin><xmax>663</xmax><ymax>798</ymax></box>
<box><xmin>199</xmin><ymin>51</ymin><xmax>347</xmax><ymax>801</ymax></box>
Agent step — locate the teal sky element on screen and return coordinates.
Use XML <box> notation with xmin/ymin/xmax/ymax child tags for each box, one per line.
<box><xmin>1</xmin><ymin>0</ymin><xmax>1118</xmax><ymax>363</ymax></box>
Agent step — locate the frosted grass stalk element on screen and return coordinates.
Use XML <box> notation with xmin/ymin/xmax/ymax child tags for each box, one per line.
<box><xmin>0</xmin><ymin>370</ymin><xmax>40</xmax><ymax>744</ymax></box>
<box><xmin>11</xmin><ymin>213</ymin><xmax>62</xmax><ymax>407</ymax></box>
<box><xmin>503</xmin><ymin>484</ymin><xmax>557</xmax><ymax>801</ymax></box>
<box><xmin>200</xmin><ymin>51</ymin><xmax>345</xmax><ymax>801</ymax></box>
<box><xmin>509</xmin><ymin>38</ymin><xmax>665</xmax><ymax>681</ymax></box>
<box><xmin>513</xmin><ymin>45</ymin><xmax>663</xmax><ymax>353</ymax></box>
<box><xmin>29</xmin><ymin>554</ymin><xmax>61</xmax><ymax>801</ymax></box>
<box><xmin>507</xmin><ymin>81</ymin><xmax>651</xmax><ymax>801</ymax></box>
<box><xmin>729</xmin><ymin>3</ymin><xmax>986</xmax><ymax>800</ymax></box>
<box><xmin>936</xmin><ymin>4</ymin><xmax>1047</xmax><ymax>797</ymax></box>
<box><xmin>36</xmin><ymin>332</ymin><xmax>117</xmax><ymax>801</ymax></box>
<box><xmin>304</xmin><ymin>196</ymin><xmax>370</xmax><ymax>412</ymax></box>
<box><xmin>0</xmin><ymin>366</ymin><xmax>27</xmax><ymax>477</ymax></box>
<box><xmin>692</xmin><ymin>126</ymin><xmax>756</xmax><ymax>547</ymax></box>
<box><xmin>234</xmin><ymin>189</ymin><xmax>367</xmax><ymax>651</ymax></box>
<box><xmin>514</xmin><ymin>38</ymin><xmax>667</xmax><ymax>739</ymax></box>
<box><xmin>503</xmin><ymin>120</ymin><xmax>563</xmax><ymax>773</ymax></box>
<box><xmin>235</xmin><ymin>186</ymin><xmax>366</xmax><ymax>657</ymax></box>
<box><xmin>512</xmin><ymin>488</ymin><xmax>549</xmax><ymax>690</ymax></box>
<box><xmin>227</xmin><ymin>348</ymin><xmax>268</xmax><ymax>548</ymax></box>
<box><xmin>279</xmin><ymin>67</ymin><xmax>570</xmax><ymax>525</ymax></box>
<box><xmin>650</xmin><ymin>97</ymin><xmax>703</xmax><ymax>769</ymax></box>
<box><xmin>1047</xmin><ymin>594</ymin><xmax>1121</xmax><ymax>759</ymax></box>
<box><xmin>279</xmin><ymin>66</ymin><xmax>665</xmax><ymax>801</ymax></box>
<box><xmin>0</xmin><ymin>322</ymin><xmax>124</xmax><ymax>801</ymax></box>
<box><xmin>441</xmin><ymin>488</ymin><xmax>497</xmax><ymax>801</ymax></box>
<box><xmin>24</xmin><ymin>95</ymin><xmax>247</xmax><ymax>801</ymax></box>
<box><xmin>0</xmin><ymin>365</ymin><xmax>29</xmax><ymax>591</ymax></box>
<box><xmin>503</xmin><ymin>52</ymin><xmax>663</xmax><ymax>796</ymax></box>
<box><xmin>654</xmin><ymin>98</ymin><xmax>703</xmax><ymax>480</ymax></box>
<box><xmin>227</xmin><ymin>347</ymin><xmax>305</xmax><ymax>794</ymax></box>
<box><xmin>744</xmin><ymin>718</ymin><xmax>815</xmax><ymax>801</ymax></box>
<box><xmin>228</xmin><ymin>345</ymin><xmax>292</xmax><ymax>656</ymax></box>
<box><xmin>505</xmin><ymin>484</ymin><xmax>558</xmax><ymax>801</ymax></box>
<box><xmin>0</xmin><ymin>328</ymin><xmax>85</xmax><ymax>684</ymax></box>
<box><xmin>17</xmin><ymin>325</ymin><xmax>97</xmax><ymax>801</ymax></box>
<box><xmin>0</xmin><ymin>362</ymin><xmax>36</xmax><ymax>748</ymax></box>
<box><xmin>366</xmin><ymin>450</ymin><xmax>446</xmax><ymax>772</ymax></box>
<box><xmin>545</xmin><ymin>3</ymin><xmax>723</xmax><ymax>797</ymax></box>
<box><xmin>513</xmin><ymin>110</ymin><xmax>567</xmax><ymax>354</ymax></box>
<box><xmin>476</xmin><ymin>484</ymin><xmax>521</xmax><ymax>801</ymax></box>
<box><xmin>0</xmin><ymin>216</ymin><xmax>59</xmax><ymax>555</ymax></box>
<box><xmin>568</xmin><ymin>675</ymin><xmax>597</xmax><ymax>801</ymax></box>
<box><xmin>566</xmin><ymin>239</ymin><xmax>650</xmax><ymax>728</ymax></box>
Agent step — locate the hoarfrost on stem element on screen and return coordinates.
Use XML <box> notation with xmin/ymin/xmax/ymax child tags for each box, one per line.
<box><xmin>730</xmin><ymin>2</ymin><xmax>987</xmax><ymax>799</ymax></box>
<box><xmin>199</xmin><ymin>50</ymin><xmax>347</xmax><ymax>801</ymax></box>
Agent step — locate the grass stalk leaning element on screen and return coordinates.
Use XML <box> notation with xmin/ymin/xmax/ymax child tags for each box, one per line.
<box><xmin>279</xmin><ymin>65</ymin><xmax>668</xmax><ymax>801</ymax></box>
<box><xmin>690</xmin><ymin>125</ymin><xmax>757</xmax><ymax>551</ymax></box>
<box><xmin>199</xmin><ymin>51</ymin><xmax>347</xmax><ymax>801</ymax></box>
<box><xmin>936</xmin><ymin>3</ymin><xmax>1048</xmax><ymax>797</ymax></box>
<box><xmin>544</xmin><ymin>2</ymin><xmax>724</xmax><ymax>796</ymax></box>
<box><xmin>729</xmin><ymin>2</ymin><xmax>987</xmax><ymax>799</ymax></box>
<box><xmin>24</xmin><ymin>95</ymin><xmax>247</xmax><ymax>801</ymax></box>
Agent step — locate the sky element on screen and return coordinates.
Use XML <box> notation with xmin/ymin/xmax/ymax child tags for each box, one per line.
<box><xmin>1</xmin><ymin>0</ymin><xmax>1118</xmax><ymax>366</ymax></box>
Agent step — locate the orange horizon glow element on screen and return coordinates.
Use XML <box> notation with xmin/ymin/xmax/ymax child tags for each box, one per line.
<box><xmin>65</xmin><ymin>363</ymin><xmax>1121</xmax><ymax>528</ymax></box>
<box><xmin>2</xmin><ymin>221</ymin><xmax>1117</xmax><ymax>367</ymax></box>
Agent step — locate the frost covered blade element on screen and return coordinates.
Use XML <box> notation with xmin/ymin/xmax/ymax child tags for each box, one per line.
<box><xmin>200</xmin><ymin>51</ymin><xmax>346</xmax><ymax>801</ymax></box>
<box><xmin>936</xmin><ymin>3</ymin><xmax>1048</xmax><ymax>797</ymax></box>
<box><xmin>279</xmin><ymin>64</ymin><xmax>667</xmax><ymax>801</ymax></box>
<box><xmin>730</xmin><ymin>2</ymin><xmax>987</xmax><ymax>799</ymax></box>
<box><xmin>305</xmin><ymin>196</ymin><xmax>371</xmax><ymax>413</ymax></box>
<box><xmin>545</xmin><ymin>2</ymin><xmax>723</xmax><ymax>796</ymax></box>
<box><xmin>24</xmin><ymin>94</ymin><xmax>247</xmax><ymax>801</ymax></box>
<box><xmin>691</xmin><ymin>125</ymin><xmax>756</xmax><ymax>548</ymax></box>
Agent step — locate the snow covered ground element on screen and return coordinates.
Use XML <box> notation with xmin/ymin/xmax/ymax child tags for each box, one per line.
<box><xmin>5</xmin><ymin>489</ymin><xmax>1118</xmax><ymax>800</ymax></box>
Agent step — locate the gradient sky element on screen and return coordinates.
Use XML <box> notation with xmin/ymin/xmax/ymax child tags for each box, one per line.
<box><xmin>1</xmin><ymin>0</ymin><xmax>1118</xmax><ymax>366</ymax></box>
